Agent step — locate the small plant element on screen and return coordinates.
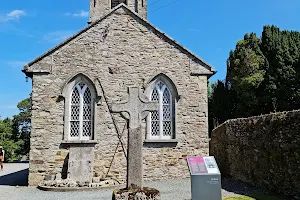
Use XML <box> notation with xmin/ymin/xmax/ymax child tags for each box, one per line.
<box><xmin>223</xmin><ymin>195</ymin><xmax>284</xmax><ymax>200</ymax></box>
<box><xmin>223</xmin><ymin>196</ymin><xmax>255</xmax><ymax>200</ymax></box>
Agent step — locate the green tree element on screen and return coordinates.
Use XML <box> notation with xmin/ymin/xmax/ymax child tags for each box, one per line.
<box><xmin>12</xmin><ymin>96</ymin><xmax>31</xmax><ymax>156</ymax></box>
<box><xmin>209</xmin><ymin>25</ymin><xmax>300</xmax><ymax>135</ymax></box>
<box><xmin>261</xmin><ymin>25</ymin><xmax>300</xmax><ymax>112</ymax></box>
<box><xmin>0</xmin><ymin>118</ymin><xmax>23</xmax><ymax>161</ymax></box>
<box><xmin>208</xmin><ymin>80</ymin><xmax>235</xmax><ymax>135</ymax></box>
<box><xmin>0</xmin><ymin>95</ymin><xmax>31</xmax><ymax>161</ymax></box>
<box><xmin>226</xmin><ymin>33</ymin><xmax>266</xmax><ymax>117</ymax></box>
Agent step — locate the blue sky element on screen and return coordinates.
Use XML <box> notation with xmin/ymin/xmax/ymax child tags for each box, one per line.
<box><xmin>1</xmin><ymin>0</ymin><xmax>300</xmax><ymax>118</ymax></box>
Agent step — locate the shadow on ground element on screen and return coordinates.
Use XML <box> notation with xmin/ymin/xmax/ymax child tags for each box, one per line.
<box><xmin>222</xmin><ymin>177</ymin><xmax>265</xmax><ymax>196</ymax></box>
<box><xmin>222</xmin><ymin>177</ymin><xmax>289</xmax><ymax>200</ymax></box>
<box><xmin>0</xmin><ymin>169</ymin><xmax>29</xmax><ymax>186</ymax></box>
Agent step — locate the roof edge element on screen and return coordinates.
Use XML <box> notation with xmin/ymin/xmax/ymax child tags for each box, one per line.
<box><xmin>23</xmin><ymin>3</ymin><xmax>215</xmax><ymax>74</ymax></box>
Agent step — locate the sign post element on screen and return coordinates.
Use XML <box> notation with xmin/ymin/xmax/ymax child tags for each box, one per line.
<box><xmin>187</xmin><ymin>156</ymin><xmax>222</xmax><ymax>200</ymax></box>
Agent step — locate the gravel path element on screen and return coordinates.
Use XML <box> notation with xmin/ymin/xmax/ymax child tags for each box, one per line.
<box><xmin>0</xmin><ymin>163</ymin><xmax>266</xmax><ymax>200</ymax></box>
<box><xmin>1</xmin><ymin>178</ymin><xmax>266</xmax><ymax>200</ymax></box>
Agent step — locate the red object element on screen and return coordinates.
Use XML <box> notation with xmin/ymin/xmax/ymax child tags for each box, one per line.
<box><xmin>187</xmin><ymin>156</ymin><xmax>208</xmax><ymax>174</ymax></box>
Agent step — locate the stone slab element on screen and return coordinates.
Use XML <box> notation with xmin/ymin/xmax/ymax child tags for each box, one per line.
<box><xmin>68</xmin><ymin>145</ymin><xmax>94</xmax><ymax>184</ymax></box>
<box><xmin>37</xmin><ymin>184</ymin><xmax>125</xmax><ymax>192</ymax></box>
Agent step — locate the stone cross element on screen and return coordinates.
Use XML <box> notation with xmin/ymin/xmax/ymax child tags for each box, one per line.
<box><xmin>111</xmin><ymin>87</ymin><xmax>158</xmax><ymax>189</ymax></box>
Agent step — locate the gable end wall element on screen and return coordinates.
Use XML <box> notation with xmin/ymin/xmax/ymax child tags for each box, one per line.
<box><xmin>28</xmin><ymin>8</ymin><xmax>209</xmax><ymax>186</ymax></box>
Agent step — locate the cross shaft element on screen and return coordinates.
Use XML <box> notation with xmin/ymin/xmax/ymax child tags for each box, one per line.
<box><xmin>111</xmin><ymin>86</ymin><xmax>159</xmax><ymax>189</ymax></box>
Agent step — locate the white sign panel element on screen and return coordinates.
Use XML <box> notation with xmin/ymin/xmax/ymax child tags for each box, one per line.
<box><xmin>187</xmin><ymin>156</ymin><xmax>220</xmax><ymax>175</ymax></box>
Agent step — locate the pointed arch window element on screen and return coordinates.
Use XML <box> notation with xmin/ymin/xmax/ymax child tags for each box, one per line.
<box><xmin>149</xmin><ymin>81</ymin><xmax>174</xmax><ymax>140</ymax></box>
<box><xmin>62</xmin><ymin>74</ymin><xmax>99</xmax><ymax>142</ymax></box>
<box><xmin>67</xmin><ymin>80</ymin><xmax>95</xmax><ymax>140</ymax></box>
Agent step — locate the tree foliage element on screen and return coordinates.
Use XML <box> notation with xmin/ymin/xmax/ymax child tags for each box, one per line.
<box><xmin>227</xmin><ymin>33</ymin><xmax>266</xmax><ymax>117</ymax></box>
<box><xmin>208</xmin><ymin>81</ymin><xmax>234</xmax><ymax>135</ymax></box>
<box><xmin>0</xmin><ymin>96</ymin><xmax>31</xmax><ymax>161</ymax></box>
<box><xmin>0</xmin><ymin>118</ymin><xmax>22</xmax><ymax>161</ymax></box>
<box><xmin>209</xmin><ymin>25</ymin><xmax>300</xmax><ymax>134</ymax></box>
<box><xmin>13</xmin><ymin>97</ymin><xmax>31</xmax><ymax>155</ymax></box>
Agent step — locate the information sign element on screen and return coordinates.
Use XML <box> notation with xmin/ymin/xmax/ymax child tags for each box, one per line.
<box><xmin>187</xmin><ymin>156</ymin><xmax>222</xmax><ymax>200</ymax></box>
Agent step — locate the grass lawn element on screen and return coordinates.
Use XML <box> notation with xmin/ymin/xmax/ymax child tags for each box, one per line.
<box><xmin>223</xmin><ymin>194</ymin><xmax>284</xmax><ymax>200</ymax></box>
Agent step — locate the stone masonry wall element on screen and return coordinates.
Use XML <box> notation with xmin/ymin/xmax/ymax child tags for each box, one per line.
<box><xmin>28</xmin><ymin>7</ymin><xmax>210</xmax><ymax>186</ymax></box>
<box><xmin>210</xmin><ymin>110</ymin><xmax>300</xmax><ymax>197</ymax></box>
<box><xmin>90</xmin><ymin>1</ymin><xmax>147</xmax><ymax>23</ymax></box>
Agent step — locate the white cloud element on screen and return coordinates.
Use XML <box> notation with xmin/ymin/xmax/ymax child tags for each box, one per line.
<box><xmin>0</xmin><ymin>10</ymin><xmax>26</xmax><ymax>22</ymax></box>
<box><xmin>0</xmin><ymin>60</ymin><xmax>28</xmax><ymax>69</ymax></box>
<box><xmin>7</xmin><ymin>10</ymin><xmax>26</xmax><ymax>19</ymax></box>
<box><xmin>73</xmin><ymin>10</ymin><xmax>89</xmax><ymax>17</ymax></box>
<box><xmin>64</xmin><ymin>10</ymin><xmax>89</xmax><ymax>17</ymax></box>
<box><xmin>43</xmin><ymin>30</ymin><xmax>75</xmax><ymax>43</ymax></box>
<box><xmin>7</xmin><ymin>61</ymin><xmax>28</xmax><ymax>68</ymax></box>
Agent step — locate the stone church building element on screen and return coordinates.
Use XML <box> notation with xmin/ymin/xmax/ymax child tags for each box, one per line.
<box><xmin>23</xmin><ymin>0</ymin><xmax>215</xmax><ymax>186</ymax></box>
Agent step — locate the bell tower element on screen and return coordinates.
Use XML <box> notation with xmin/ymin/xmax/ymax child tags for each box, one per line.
<box><xmin>89</xmin><ymin>0</ymin><xmax>147</xmax><ymax>23</ymax></box>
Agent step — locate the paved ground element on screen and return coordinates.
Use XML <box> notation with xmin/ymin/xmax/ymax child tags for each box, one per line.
<box><xmin>0</xmin><ymin>163</ymin><xmax>29</xmax><ymax>186</ymax></box>
<box><xmin>0</xmin><ymin>163</ymin><xmax>266</xmax><ymax>200</ymax></box>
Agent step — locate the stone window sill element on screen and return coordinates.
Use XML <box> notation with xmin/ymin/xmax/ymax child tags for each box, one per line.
<box><xmin>61</xmin><ymin>140</ymin><xmax>98</xmax><ymax>145</ymax></box>
<box><xmin>144</xmin><ymin>139</ymin><xmax>178</xmax><ymax>143</ymax></box>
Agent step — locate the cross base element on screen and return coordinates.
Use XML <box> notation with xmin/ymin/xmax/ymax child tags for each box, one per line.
<box><xmin>112</xmin><ymin>187</ymin><xmax>160</xmax><ymax>200</ymax></box>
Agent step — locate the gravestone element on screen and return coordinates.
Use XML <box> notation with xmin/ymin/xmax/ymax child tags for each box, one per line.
<box><xmin>111</xmin><ymin>86</ymin><xmax>160</xmax><ymax>199</ymax></box>
<box><xmin>68</xmin><ymin>145</ymin><xmax>95</xmax><ymax>185</ymax></box>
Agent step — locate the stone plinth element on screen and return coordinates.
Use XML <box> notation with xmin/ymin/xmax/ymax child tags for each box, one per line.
<box><xmin>112</xmin><ymin>187</ymin><xmax>160</xmax><ymax>200</ymax></box>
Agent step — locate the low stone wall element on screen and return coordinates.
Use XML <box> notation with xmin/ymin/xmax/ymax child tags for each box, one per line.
<box><xmin>210</xmin><ymin>110</ymin><xmax>300</xmax><ymax>197</ymax></box>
